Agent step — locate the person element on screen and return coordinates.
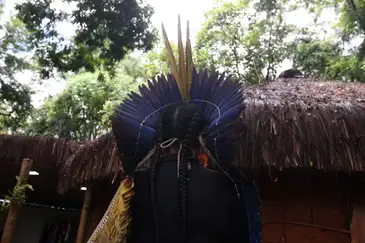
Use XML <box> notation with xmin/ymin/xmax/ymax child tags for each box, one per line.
<box><xmin>87</xmin><ymin>17</ymin><xmax>261</xmax><ymax>243</ymax></box>
<box><xmin>130</xmin><ymin>104</ymin><xmax>243</xmax><ymax>243</ymax></box>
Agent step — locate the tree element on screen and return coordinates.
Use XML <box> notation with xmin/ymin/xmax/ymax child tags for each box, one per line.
<box><xmin>196</xmin><ymin>0</ymin><xmax>256</xmax><ymax>81</ymax></box>
<box><xmin>256</xmin><ymin>0</ymin><xmax>295</xmax><ymax>80</ymax></box>
<box><xmin>296</xmin><ymin>0</ymin><xmax>365</xmax><ymax>58</ymax></box>
<box><xmin>291</xmin><ymin>40</ymin><xmax>342</xmax><ymax>78</ymax></box>
<box><xmin>0</xmin><ymin>6</ymin><xmax>33</xmax><ymax>132</ymax></box>
<box><xmin>25</xmin><ymin>57</ymin><xmax>143</xmax><ymax>140</ymax></box>
<box><xmin>142</xmin><ymin>42</ymin><xmax>179</xmax><ymax>79</ymax></box>
<box><xmin>325</xmin><ymin>54</ymin><xmax>365</xmax><ymax>82</ymax></box>
<box><xmin>289</xmin><ymin>0</ymin><xmax>365</xmax><ymax>81</ymax></box>
<box><xmin>195</xmin><ymin>0</ymin><xmax>293</xmax><ymax>83</ymax></box>
<box><xmin>15</xmin><ymin>0</ymin><xmax>157</xmax><ymax>78</ymax></box>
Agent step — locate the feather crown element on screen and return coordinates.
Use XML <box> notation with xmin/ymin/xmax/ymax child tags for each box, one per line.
<box><xmin>111</xmin><ymin>15</ymin><xmax>245</xmax><ymax>176</ymax></box>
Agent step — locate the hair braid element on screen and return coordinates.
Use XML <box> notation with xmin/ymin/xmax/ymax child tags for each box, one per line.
<box><xmin>178</xmin><ymin>110</ymin><xmax>203</xmax><ymax>242</ymax></box>
<box><xmin>149</xmin><ymin>120</ymin><xmax>164</xmax><ymax>243</ymax></box>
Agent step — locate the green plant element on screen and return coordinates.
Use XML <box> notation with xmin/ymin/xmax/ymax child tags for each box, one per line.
<box><xmin>0</xmin><ymin>176</ymin><xmax>34</xmax><ymax>211</ymax></box>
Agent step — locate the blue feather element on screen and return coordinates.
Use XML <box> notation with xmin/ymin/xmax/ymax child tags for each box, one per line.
<box><xmin>190</xmin><ymin>69</ymin><xmax>244</xmax><ymax>163</ymax></box>
<box><xmin>239</xmin><ymin>177</ymin><xmax>262</xmax><ymax>243</ymax></box>
<box><xmin>112</xmin><ymin>74</ymin><xmax>182</xmax><ymax>174</ymax></box>
<box><xmin>112</xmin><ymin>67</ymin><xmax>260</xmax><ymax>241</ymax></box>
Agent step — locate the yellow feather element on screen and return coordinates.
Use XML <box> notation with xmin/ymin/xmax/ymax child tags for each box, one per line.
<box><xmin>185</xmin><ymin>20</ymin><xmax>193</xmax><ymax>96</ymax></box>
<box><xmin>177</xmin><ymin>15</ymin><xmax>188</xmax><ymax>102</ymax></box>
<box><xmin>161</xmin><ymin>23</ymin><xmax>181</xmax><ymax>89</ymax></box>
<box><xmin>87</xmin><ymin>178</ymin><xmax>134</xmax><ymax>243</ymax></box>
<box><xmin>162</xmin><ymin>16</ymin><xmax>194</xmax><ymax>102</ymax></box>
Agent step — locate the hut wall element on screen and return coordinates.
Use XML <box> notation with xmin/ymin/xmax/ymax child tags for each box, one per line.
<box><xmin>262</xmin><ymin>198</ymin><xmax>349</xmax><ymax>242</ymax></box>
<box><xmin>0</xmin><ymin>205</ymin><xmax>80</xmax><ymax>243</ymax></box>
<box><xmin>259</xmin><ymin>171</ymin><xmax>353</xmax><ymax>243</ymax></box>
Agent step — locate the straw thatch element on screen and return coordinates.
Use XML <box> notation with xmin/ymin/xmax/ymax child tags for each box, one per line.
<box><xmin>237</xmin><ymin>79</ymin><xmax>365</xmax><ymax>172</ymax></box>
<box><xmin>58</xmin><ymin>79</ymin><xmax>365</xmax><ymax>192</ymax></box>
<box><xmin>0</xmin><ymin>134</ymin><xmax>80</xmax><ymax>168</ymax></box>
<box><xmin>0</xmin><ymin>134</ymin><xmax>85</xmax><ymax>206</ymax></box>
<box><xmin>59</xmin><ymin>132</ymin><xmax>122</xmax><ymax>192</ymax></box>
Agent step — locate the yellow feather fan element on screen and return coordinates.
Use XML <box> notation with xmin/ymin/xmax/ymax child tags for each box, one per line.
<box><xmin>162</xmin><ymin>15</ymin><xmax>194</xmax><ymax>102</ymax></box>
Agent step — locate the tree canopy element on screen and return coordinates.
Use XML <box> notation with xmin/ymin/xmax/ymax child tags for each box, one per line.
<box><xmin>0</xmin><ymin>5</ymin><xmax>33</xmax><ymax>132</ymax></box>
<box><xmin>25</xmin><ymin>58</ymin><xmax>142</xmax><ymax>140</ymax></box>
<box><xmin>3</xmin><ymin>0</ymin><xmax>365</xmax><ymax>137</ymax></box>
<box><xmin>15</xmin><ymin>0</ymin><xmax>157</xmax><ymax>78</ymax></box>
<box><xmin>195</xmin><ymin>0</ymin><xmax>365</xmax><ymax>83</ymax></box>
<box><xmin>195</xmin><ymin>0</ymin><xmax>294</xmax><ymax>83</ymax></box>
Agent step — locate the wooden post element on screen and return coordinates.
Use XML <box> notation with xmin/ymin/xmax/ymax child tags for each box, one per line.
<box><xmin>1</xmin><ymin>158</ymin><xmax>33</xmax><ymax>243</ymax></box>
<box><xmin>76</xmin><ymin>187</ymin><xmax>92</xmax><ymax>243</ymax></box>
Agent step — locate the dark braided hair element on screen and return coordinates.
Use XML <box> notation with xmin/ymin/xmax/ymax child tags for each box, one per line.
<box><xmin>149</xmin><ymin>120</ymin><xmax>164</xmax><ymax>243</ymax></box>
<box><xmin>148</xmin><ymin>103</ymin><xmax>204</xmax><ymax>243</ymax></box>
<box><xmin>178</xmin><ymin>110</ymin><xmax>203</xmax><ymax>242</ymax></box>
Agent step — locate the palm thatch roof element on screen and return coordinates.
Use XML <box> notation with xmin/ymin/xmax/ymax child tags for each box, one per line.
<box><xmin>59</xmin><ymin>132</ymin><xmax>122</xmax><ymax>192</ymax></box>
<box><xmin>238</xmin><ymin>79</ymin><xmax>365</xmax><ymax>172</ymax></box>
<box><xmin>58</xmin><ymin>78</ymin><xmax>365</xmax><ymax>193</ymax></box>
<box><xmin>0</xmin><ymin>134</ymin><xmax>84</xmax><ymax>207</ymax></box>
<box><xmin>0</xmin><ymin>134</ymin><xmax>80</xmax><ymax>168</ymax></box>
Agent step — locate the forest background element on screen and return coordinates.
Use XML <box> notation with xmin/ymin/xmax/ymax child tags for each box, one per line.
<box><xmin>1</xmin><ymin>0</ymin><xmax>364</xmax><ymax>140</ymax></box>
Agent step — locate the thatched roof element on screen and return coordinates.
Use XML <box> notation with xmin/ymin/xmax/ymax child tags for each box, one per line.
<box><xmin>58</xmin><ymin>79</ymin><xmax>365</xmax><ymax>192</ymax></box>
<box><xmin>0</xmin><ymin>134</ymin><xmax>80</xmax><ymax>168</ymax></box>
<box><xmin>238</xmin><ymin>79</ymin><xmax>365</xmax><ymax>172</ymax></box>
<box><xmin>59</xmin><ymin>132</ymin><xmax>122</xmax><ymax>192</ymax></box>
<box><xmin>0</xmin><ymin>134</ymin><xmax>84</xmax><ymax>207</ymax></box>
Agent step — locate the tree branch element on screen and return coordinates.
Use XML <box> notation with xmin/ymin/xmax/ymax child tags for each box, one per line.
<box><xmin>346</xmin><ymin>0</ymin><xmax>365</xmax><ymax>33</ymax></box>
<box><xmin>0</xmin><ymin>32</ymin><xmax>9</xmax><ymax>43</ymax></box>
<box><xmin>0</xmin><ymin>111</ymin><xmax>11</xmax><ymax>116</ymax></box>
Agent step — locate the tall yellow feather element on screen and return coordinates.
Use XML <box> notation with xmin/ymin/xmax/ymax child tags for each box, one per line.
<box><xmin>161</xmin><ymin>23</ymin><xmax>181</xmax><ymax>91</ymax></box>
<box><xmin>162</xmin><ymin>16</ymin><xmax>194</xmax><ymax>102</ymax></box>
<box><xmin>87</xmin><ymin>178</ymin><xmax>134</xmax><ymax>243</ymax></box>
<box><xmin>177</xmin><ymin>15</ymin><xmax>188</xmax><ymax>101</ymax></box>
<box><xmin>185</xmin><ymin>20</ymin><xmax>193</xmax><ymax>92</ymax></box>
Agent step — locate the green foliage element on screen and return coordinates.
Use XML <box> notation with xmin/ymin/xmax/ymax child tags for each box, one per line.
<box><xmin>299</xmin><ymin>0</ymin><xmax>365</xmax><ymax>59</ymax></box>
<box><xmin>25</xmin><ymin>58</ymin><xmax>142</xmax><ymax>140</ymax></box>
<box><xmin>195</xmin><ymin>0</ymin><xmax>294</xmax><ymax>83</ymax></box>
<box><xmin>10</xmin><ymin>0</ymin><xmax>365</xmax><ymax>139</ymax></box>
<box><xmin>290</xmin><ymin>0</ymin><xmax>365</xmax><ymax>81</ymax></box>
<box><xmin>325</xmin><ymin>55</ymin><xmax>365</xmax><ymax>82</ymax></box>
<box><xmin>196</xmin><ymin>0</ymin><xmax>253</xmax><ymax>80</ymax></box>
<box><xmin>256</xmin><ymin>0</ymin><xmax>296</xmax><ymax>80</ymax></box>
<box><xmin>142</xmin><ymin>43</ymin><xmax>179</xmax><ymax>79</ymax></box>
<box><xmin>340</xmin><ymin>0</ymin><xmax>365</xmax><ymax>37</ymax></box>
<box><xmin>1</xmin><ymin>176</ymin><xmax>34</xmax><ymax>211</ymax></box>
<box><xmin>292</xmin><ymin>40</ymin><xmax>342</xmax><ymax>78</ymax></box>
<box><xmin>0</xmin><ymin>5</ymin><xmax>33</xmax><ymax>132</ymax></box>
<box><xmin>15</xmin><ymin>0</ymin><xmax>157</xmax><ymax>78</ymax></box>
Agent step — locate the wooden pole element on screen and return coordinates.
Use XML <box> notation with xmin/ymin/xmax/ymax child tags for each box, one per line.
<box><xmin>1</xmin><ymin>158</ymin><xmax>33</xmax><ymax>243</ymax></box>
<box><xmin>76</xmin><ymin>187</ymin><xmax>92</xmax><ymax>243</ymax></box>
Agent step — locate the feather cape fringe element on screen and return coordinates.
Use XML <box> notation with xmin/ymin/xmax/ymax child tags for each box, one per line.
<box><xmin>87</xmin><ymin>178</ymin><xmax>134</xmax><ymax>243</ymax></box>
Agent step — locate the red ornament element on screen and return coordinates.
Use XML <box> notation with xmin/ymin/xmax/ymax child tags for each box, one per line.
<box><xmin>198</xmin><ymin>153</ymin><xmax>208</xmax><ymax>167</ymax></box>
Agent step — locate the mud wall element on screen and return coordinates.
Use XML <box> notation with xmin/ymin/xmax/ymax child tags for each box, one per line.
<box><xmin>259</xmin><ymin>170</ymin><xmax>355</xmax><ymax>243</ymax></box>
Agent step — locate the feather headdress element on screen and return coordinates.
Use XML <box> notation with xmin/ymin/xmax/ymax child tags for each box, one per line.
<box><xmin>87</xmin><ymin>15</ymin><xmax>262</xmax><ymax>243</ymax></box>
<box><xmin>161</xmin><ymin>16</ymin><xmax>193</xmax><ymax>102</ymax></box>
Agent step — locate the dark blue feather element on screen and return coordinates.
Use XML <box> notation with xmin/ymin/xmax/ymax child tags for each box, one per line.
<box><xmin>112</xmin><ymin>74</ymin><xmax>182</xmax><ymax>175</ymax></box>
<box><xmin>190</xmin><ymin>69</ymin><xmax>244</xmax><ymax>164</ymax></box>
<box><xmin>239</xmin><ymin>177</ymin><xmax>262</xmax><ymax>243</ymax></box>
